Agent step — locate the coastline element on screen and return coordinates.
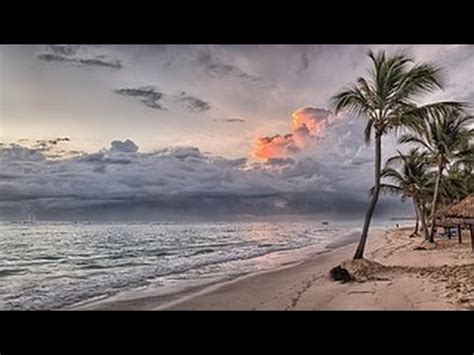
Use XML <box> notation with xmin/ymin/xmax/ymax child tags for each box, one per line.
<box><xmin>70</xmin><ymin>228</ymin><xmax>362</xmax><ymax>310</ymax></box>
<box><xmin>72</xmin><ymin>226</ymin><xmax>474</xmax><ymax>310</ymax></box>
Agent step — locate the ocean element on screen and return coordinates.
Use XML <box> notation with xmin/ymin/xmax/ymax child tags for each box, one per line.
<box><xmin>0</xmin><ymin>219</ymin><xmax>404</xmax><ymax>310</ymax></box>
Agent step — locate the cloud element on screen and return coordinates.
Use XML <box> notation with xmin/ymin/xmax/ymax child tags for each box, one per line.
<box><xmin>0</xmin><ymin>140</ymin><xmax>341</xmax><ymax>218</ymax></box>
<box><xmin>34</xmin><ymin>137</ymin><xmax>70</xmax><ymax>150</ymax></box>
<box><xmin>77</xmin><ymin>57</ymin><xmax>122</xmax><ymax>69</ymax></box>
<box><xmin>110</xmin><ymin>139</ymin><xmax>139</xmax><ymax>153</ymax></box>
<box><xmin>264</xmin><ymin>158</ymin><xmax>296</xmax><ymax>167</ymax></box>
<box><xmin>49</xmin><ymin>44</ymin><xmax>77</xmax><ymax>56</ymax></box>
<box><xmin>1</xmin><ymin>137</ymin><xmax>74</xmax><ymax>160</ymax></box>
<box><xmin>252</xmin><ymin>107</ymin><xmax>331</xmax><ymax>159</ymax></box>
<box><xmin>291</xmin><ymin>107</ymin><xmax>329</xmax><ymax>135</ymax></box>
<box><xmin>253</xmin><ymin>134</ymin><xmax>299</xmax><ymax>160</ymax></box>
<box><xmin>0</xmin><ymin>144</ymin><xmax>45</xmax><ymax>161</ymax></box>
<box><xmin>113</xmin><ymin>86</ymin><xmax>167</xmax><ymax>111</ymax></box>
<box><xmin>36</xmin><ymin>45</ymin><xmax>122</xmax><ymax>69</ymax></box>
<box><xmin>176</xmin><ymin>91</ymin><xmax>211</xmax><ymax>112</ymax></box>
<box><xmin>36</xmin><ymin>53</ymin><xmax>76</xmax><ymax>64</ymax></box>
<box><xmin>0</xmin><ymin>134</ymin><xmax>412</xmax><ymax>219</ymax></box>
<box><xmin>197</xmin><ymin>50</ymin><xmax>263</xmax><ymax>86</ymax></box>
<box><xmin>297</xmin><ymin>52</ymin><xmax>310</xmax><ymax>74</ymax></box>
<box><xmin>216</xmin><ymin>118</ymin><xmax>246</xmax><ymax>123</ymax></box>
<box><xmin>114</xmin><ymin>87</ymin><xmax>212</xmax><ymax>113</ymax></box>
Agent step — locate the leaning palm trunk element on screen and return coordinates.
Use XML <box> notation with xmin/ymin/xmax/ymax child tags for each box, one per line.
<box><xmin>412</xmin><ymin>198</ymin><xmax>420</xmax><ymax>235</ymax></box>
<box><xmin>414</xmin><ymin>198</ymin><xmax>429</xmax><ymax>240</ymax></box>
<box><xmin>353</xmin><ymin>133</ymin><xmax>381</xmax><ymax>259</ymax></box>
<box><xmin>428</xmin><ymin>165</ymin><xmax>443</xmax><ymax>242</ymax></box>
<box><xmin>419</xmin><ymin>203</ymin><xmax>430</xmax><ymax>240</ymax></box>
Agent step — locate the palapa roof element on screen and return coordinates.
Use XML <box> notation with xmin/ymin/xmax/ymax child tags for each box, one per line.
<box><xmin>445</xmin><ymin>195</ymin><xmax>474</xmax><ymax>219</ymax></box>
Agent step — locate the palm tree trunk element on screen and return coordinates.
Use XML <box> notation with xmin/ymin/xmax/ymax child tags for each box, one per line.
<box><xmin>428</xmin><ymin>164</ymin><xmax>443</xmax><ymax>243</ymax></box>
<box><xmin>413</xmin><ymin>198</ymin><xmax>420</xmax><ymax>235</ymax></box>
<box><xmin>419</xmin><ymin>202</ymin><xmax>430</xmax><ymax>240</ymax></box>
<box><xmin>353</xmin><ymin>133</ymin><xmax>382</xmax><ymax>259</ymax></box>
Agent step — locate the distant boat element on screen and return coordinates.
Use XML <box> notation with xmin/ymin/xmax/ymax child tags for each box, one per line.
<box><xmin>322</xmin><ymin>221</ymin><xmax>329</xmax><ymax>225</ymax></box>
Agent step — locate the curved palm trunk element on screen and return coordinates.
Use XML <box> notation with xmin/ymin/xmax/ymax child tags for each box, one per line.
<box><xmin>428</xmin><ymin>164</ymin><xmax>443</xmax><ymax>243</ymax></box>
<box><xmin>353</xmin><ymin>133</ymin><xmax>381</xmax><ymax>259</ymax></box>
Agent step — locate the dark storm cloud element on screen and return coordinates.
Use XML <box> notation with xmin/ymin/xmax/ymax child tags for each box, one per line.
<box><xmin>0</xmin><ymin>135</ymin><xmax>412</xmax><ymax>219</ymax></box>
<box><xmin>176</xmin><ymin>91</ymin><xmax>211</xmax><ymax>112</ymax></box>
<box><xmin>36</xmin><ymin>45</ymin><xmax>123</xmax><ymax>69</ymax></box>
<box><xmin>113</xmin><ymin>86</ymin><xmax>167</xmax><ymax>111</ymax></box>
<box><xmin>1</xmin><ymin>113</ymin><xmax>382</xmax><ymax>219</ymax></box>
<box><xmin>0</xmin><ymin>140</ymin><xmax>341</xmax><ymax>216</ymax></box>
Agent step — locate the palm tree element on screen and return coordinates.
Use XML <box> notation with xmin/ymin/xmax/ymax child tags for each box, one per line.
<box><xmin>441</xmin><ymin>166</ymin><xmax>472</xmax><ymax>204</ymax></box>
<box><xmin>378</xmin><ymin>148</ymin><xmax>432</xmax><ymax>239</ymax></box>
<box><xmin>399</xmin><ymin>111</ymin><xmax>473</xmax><ymax>242</ymax></box>
<box><xmin>330</xmin><ymin>49</ymin><xmax>453</xmax><ymax>259</ymax></box>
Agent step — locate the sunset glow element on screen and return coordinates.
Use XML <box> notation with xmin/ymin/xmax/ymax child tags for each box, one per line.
<box><xmin>252</xmin><ymin>107</ymin><xmax>330</xmax><ymax>159</ymax></box>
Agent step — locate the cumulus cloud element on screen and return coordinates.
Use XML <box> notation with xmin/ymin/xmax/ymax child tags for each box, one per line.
<box><xmin>0</xmin><ymin>139</ymin><xmax>341</xmax><ymax>218</ymax></box>
<box><xmin>0</xmin><ymin>137</ymin><xmax>75</xmax><ymax>160</ymax></box>
<box><xmin>113</xmin><ymin>86</ymin><xmax>167</xmax><ymax>111</ymax></box>
<box><xmin>110</xmin><ymin>139</ymin><xmax>139</xmax><ymax>153</ymax></box>
<box><xmin>0</xmin><ymin>133</ymin><xmax>412</xmax><ymax>219</ymax></box>
<box><xmin>253</xmin><ymin>107</ymin><xmax>331</xmax><ymax>159</ymax></box>
<box><xmin>36</xmin><ymin>45</ymin><xmax>123</xmax><ymax>69</ymax></box>
<box><xmin>253</xmin><ymin>134</ymin><xmax>299</xmax><ymax>160</ymax></box>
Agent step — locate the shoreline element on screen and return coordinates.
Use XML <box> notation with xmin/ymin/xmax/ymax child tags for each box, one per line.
<box><xmin>73</xmin><ymin>226</ymin><xmax>474</xmax><ymax>310</ymax></box>
<box><xmin>70</xmin><ymin>228</ymin><xmax>363</xmax><ymax>310</ymax></box>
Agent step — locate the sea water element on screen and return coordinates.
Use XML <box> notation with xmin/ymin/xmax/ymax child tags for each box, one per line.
<box><xmin>0</xmin><ymin>219</ymin><xmax>403</xmax><ymax>310</ymax></box>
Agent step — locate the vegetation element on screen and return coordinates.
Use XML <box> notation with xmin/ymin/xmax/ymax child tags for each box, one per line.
<box><xmin>378</xmin><ymin>148</ymin><xmax>432</xmax><ymax>239</ymax></box>
<box><xmin>399</xmin><ymin>110</ymin><xmax>473</xmax><ymax>242</ymax></box>
<box><xmin>330</xmin><ymin>50</ymin><xmax>464</xmax><ymax>259</ymax></box>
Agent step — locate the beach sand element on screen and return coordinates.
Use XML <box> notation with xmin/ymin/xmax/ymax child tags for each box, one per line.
<box><xmin>75</xmin><ymin>227</ymin><xmax>474</xmax><ymax>310</ymax></box>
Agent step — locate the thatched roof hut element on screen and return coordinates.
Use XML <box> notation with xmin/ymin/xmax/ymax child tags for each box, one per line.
<box><xmin>442</xmin><ymin>195</ymin><xmax>474</xmax><ymax>251</ymax></box>
<box><xmin>445</xmin><ymin>195</ymin><xmax>474</xmax><ymax>221</ymax></box>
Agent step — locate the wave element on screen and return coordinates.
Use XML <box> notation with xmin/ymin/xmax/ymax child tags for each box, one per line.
<box><xmin>191</xmin><ymin>249</ymin><xmax>215</xmax><ymax>256</ymax></box>
<box><xmin>0</xmin><ymin>268</ymin><xmax>28</xmax><ymax>277</ymax></box>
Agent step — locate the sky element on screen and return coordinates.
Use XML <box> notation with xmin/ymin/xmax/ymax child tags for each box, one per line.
<box><xmin>0</xmin><ymin>45</ymin><xmax>472</xmax><ymax>220</ymax></box>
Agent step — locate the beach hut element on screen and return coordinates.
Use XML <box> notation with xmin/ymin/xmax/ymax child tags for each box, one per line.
<box><xmin>443</xmin><ymin>196</ymin><xmax>474</xmax><ymax>252</ymax></box>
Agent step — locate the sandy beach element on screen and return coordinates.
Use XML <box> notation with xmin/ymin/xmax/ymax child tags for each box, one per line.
<box><xmin>74</xmin><ymin>226</ymin><xmax>474</xmax><ymax>310</ymax></box>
